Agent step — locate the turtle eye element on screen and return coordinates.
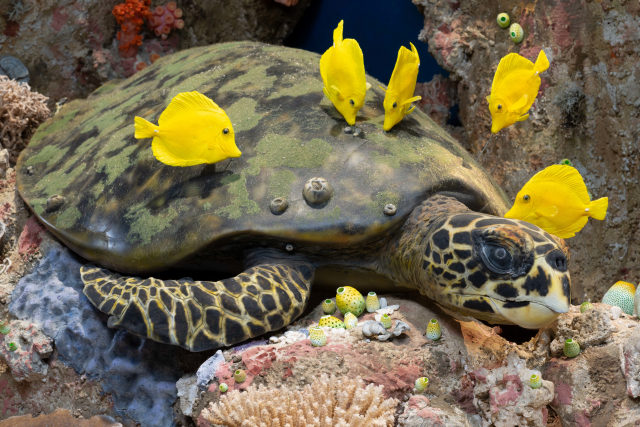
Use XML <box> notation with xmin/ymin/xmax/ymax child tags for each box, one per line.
<box><xmin>481</xmin><ymin>244</ymin><xmax>514</xmax><ymax>274</ymax></box>
<box><xmin>523</xmin><ymin>195</ymin><xmax>530</xmax><ymax>202</ymax></box>
<box><xmin>350</xmin><ymin>99</ymin><xmax>355</xmax><ymax>107</ymax></box>
<box><xmin>497</xmin><ymin>104</ymin><xmax>502</xmax><ymax>110</ymax></box>
<box><xmin>392</xmin><ymin>102</ymin><xmax>398</xmax><ymax>109</ymax></box>
<box><xmin>223</xmin><ymin>128</ymin><xmax>229</xmax><ymax>135</ymax></box>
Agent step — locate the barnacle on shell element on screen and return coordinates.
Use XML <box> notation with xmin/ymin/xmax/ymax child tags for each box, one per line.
<box><xmin>219</xmin><ymin>383</ymin><xmax>229</xmax><ymax>393</ymax></box>
<box><xmin>336</xmin><ymin>286</ymin><xmax>365</xmax><ymax>317</ymax></box>
<box><xmin>381</xmin><ymin>314</ymin><xmax>392</xmax><ymax>329</ymax></box>
<box><xmin>563</xmin><ymin>338</ymin><xmax>580</xmax><ymax>358</ymax></box>
<box><xmin>426</xmin><ymin>318</ymin><xmax>441</xmax><ymax>341</ymax></box>
<box><xmin>415</xmin><ymin>377</ymin><xmax>429</xmax><ymax>392</ymax></box>
<box><xmin>530</xmin><ymin>374</ymin><xmax>541</xmax><ymax>389</ymax></box>
<box><xmin>366</xmin><ymin>292</ymin><xmax>381</xmax><ymax>312</ymax></box>
<box><xmin>234</xmin><ymin>369</ymin><xmax>247</xmax><ymax>383</ymax></box>
<box><xmin>344</xmin><ymin>312</ymin><xmax>357</xmax><ymax>329</ymax></box>
<box><xmin>309</xmin><ymin>326</ymin><xmax>327</xmax><ymax>347</ymax></box>
<box><xmin>509</xmin><ymin>23</ymin><xmax>524</xmax><ymax>43</ymax></box>
<box><xmin>580</xmin><ymin>301</ymin><xmax>592</xmax><ymax>313</ymax></box>
<box><xmin>602</xmin><ymin>281</ymin><xmax>636</xmax><ymax>315</ymax></box>
<box><xmin>322</xmin><ymin>299</ymin><xmax>337</xmax><ymax>315</ymax></box>
<box><xmin>497</xmin><ymin>13</ymin><xmax>510</xmax><ymax>28</ymax></box>
<box><xmin>319</xmin><ymin>315</ymin><xmax>345</xmax><ymax>329</ymax></box>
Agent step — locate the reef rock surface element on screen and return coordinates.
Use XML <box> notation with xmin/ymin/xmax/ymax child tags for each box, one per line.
<box><xmin>413</xmin><ymin>0</ymin><xmax>640</xmax><ymax>304</ymax></box>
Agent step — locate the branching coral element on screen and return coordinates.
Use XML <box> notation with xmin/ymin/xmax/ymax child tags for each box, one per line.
<box><xmin>201</xmin><ymin>374</ymin><xmax>398</xmax><ymax>427</ymax></box>
<box><xmin>0</xmin><ymin>76</ymin><xmax>49</xmax><ymax>155</ymax></box>
<box><xmin>112</xmin><ymin>0</ymin><xmax>152</xmax><ymax>58</ymax></box>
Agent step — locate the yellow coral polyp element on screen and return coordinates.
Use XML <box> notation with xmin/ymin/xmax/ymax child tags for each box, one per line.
<box><xmin>381</xmin><ymin>314</ymin><xmax>392</xmax><ymax>329</ymax></box>
<box><xmin>426</xmin><ymin>318</ymin><xmax>441</xmax><ymax>341</ymax></box>
<box><xmin>309</xmin><ymin>326</ymin><xmax>327</xmax><ymax>347</ymax></box>
<box><xmin>234</xmin><ymin>369</ymin><xmax>247</xmax><ymax>383</ymax></box>
<box><xmin>336</xmin><ymin>286</ymin><xmax>365</xmax><ymax>317</ymax></box>
<box><xmin>322</xmin><ymin>299</ymin><xmax>336</xmax><ymax>315</ymax></box>
<box><xmin>366</xmin><ymin>291</ymin><xmax>380</xmax><ymax>312</ymax></box>
<box><xmin>415</xmin><ymin>377</ymin><xmax>429</xmax><ymax>392</ymax></box>
<box><xmin>319</xmin><ymin>315</ymin><xmax>345</xmax><ymax>329</ymax></box>
<box><xmin>344</xmin><ymin>312</ymin><xmax>357</xmax><ymax>329</ymax></box>
<box><xmin>530</xmin><ymin>374</ymin><xmax>541</xmax><ymax>389</ymax></box>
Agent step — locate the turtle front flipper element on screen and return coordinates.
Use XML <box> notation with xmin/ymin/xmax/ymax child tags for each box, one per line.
<box><xmin>80</xmin><ymin>257</ymin><xmax>314</xmax><ymax>352</ymax></box>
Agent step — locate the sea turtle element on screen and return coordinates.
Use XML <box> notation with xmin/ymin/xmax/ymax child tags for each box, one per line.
<box><xmin>16</xmin><ymin>42</ymin><xmax>571</xmax><ymax>352</ymax></box>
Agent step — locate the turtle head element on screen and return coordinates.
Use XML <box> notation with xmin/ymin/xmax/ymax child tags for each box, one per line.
<box><xmin>421</xmin><ymin>212</ymin><xmax>571</xmax><ymax>329</ymax></box>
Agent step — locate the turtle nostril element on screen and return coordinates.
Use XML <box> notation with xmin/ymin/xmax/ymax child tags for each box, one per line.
<box><xmin>546</xmin><ymin>250</ymin><xmax>568</xmax><ymax>272</ymax></box>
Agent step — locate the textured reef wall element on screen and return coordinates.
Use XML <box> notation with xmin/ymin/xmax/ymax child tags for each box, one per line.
<box><xmin>413</xmin><ymin>0</ymin><xmax>640</xmax><ymax>303</ymax></box>
<box><xmin>0</xmin><ymin>0</ymin><xmax>310</xmax><ymax>103</ymax></box>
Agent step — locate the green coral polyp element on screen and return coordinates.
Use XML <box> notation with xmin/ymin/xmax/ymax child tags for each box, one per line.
<box><xmin>322</xmin><ymin>299</ymin><xmax>337</xmax><ymax>315</ymax></box>
<box><xmin>366</xmin><ymin>292</ymin><xmax>380</xmax><ymax>312</ymax></box>
<box><xmin>0</xmin><ymin>322</ymin><xmax>9</xmax><ymax>335</ymax></box>
<box><xmin>564</xmin><ymin>338</ymin><xmax>580</xmax><ymax>358</ymax></box>
<box><xmin>7</xmin><ymin>342</ymin><xmax>17</xmax><ymax>352</ymax></box>
<box><xmin>415</xmin><ymin>377</ymin><xmax>429</xmax><ymax>392</ymax></box>
<box><xmin>219</xmin><ymin>383</ymin><xmax>229</xmax><ymax>393</ymax></box>
<box><xmin>580</xmin><ymin>301</ymin><xmax>592</xmax><ymax>313</ymax></box>
<box><xmin>509</xmin><ymin>23</ymin><xmax>524</xmax><ymax>43</ymax></box>
<box><xmin>426</xmin><ymin>318</ymin><xmax>441</xmax><ymax>341</ymax></box>
<box><xmin>234</xmin><ymin>369</ymin><xmax>247</xmax><ymax>383</ymax></box>
<box><xmin>381</xmin><ymin>314</ymin><xmax>392</xmax><ymax>329</ymax></box>
<box><xmin>497</xmin><ymin>13</ymin><xmax>510</xmax><ymax>28</ymax></box>
<box><xmin>530</xmin><ymin>374</ymin><xmax>541</xmax><ymax>389</ymax></box>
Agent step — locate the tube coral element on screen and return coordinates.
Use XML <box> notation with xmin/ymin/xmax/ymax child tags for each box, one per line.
<box><xmin>201</xmin><ymin>374</ymin><xmax>398</xmax><ymax>427</ymax></box>
<box><xmin>112</xmin><ymin>0</ymin><xmax>152</xmax><ymax>58</ymax></box>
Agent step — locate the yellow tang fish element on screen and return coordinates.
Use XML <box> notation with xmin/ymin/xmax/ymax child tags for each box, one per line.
<box><xmin>487</xmin><ymin>50</ymin><xmax>549</xmax><ymax>133</ymax></box>
<box><xmin>134</xmin><ymin>91</ymin><xmax>241</xmax><ymax>167</ymax></box>
<box><xmin>380</xmin><ymin>42</ymin><xmax>422</xmax><ymax>131</ymax></box>
<box><xmin>504</xmin><ymin>165</ymin><xmax>608</xmax><ymax>238</ymax></box>
<box><xmin>320</xmin><ymin>20</ymin><xmax>371</xmax><ymax>125</ymax></box>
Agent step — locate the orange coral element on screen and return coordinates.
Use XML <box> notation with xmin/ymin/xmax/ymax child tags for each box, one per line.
<box><xmin>112</xmin><ymin>0</ymin><xmax>152</xmax><ymax>58</ymax></box>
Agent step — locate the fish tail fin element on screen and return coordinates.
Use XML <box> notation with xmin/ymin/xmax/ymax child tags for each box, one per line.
<box><xmin>534</xmin><ymin>50</ymin><xmax>550</xmax><ymax>74</ymax></box>
<box><xmin>134</xmin><ymin>117</ymin><xmax>157</xmax><ymax>139</ymax></box>
<box><xmin>333</xmin><ymin>20</ymin><xmax>344</xmax><ymax>45</ymax></box>
<box><xmin>588</xmin><ymin>197</ymin><xmax>608</xmax><ymax>220</ymax></box>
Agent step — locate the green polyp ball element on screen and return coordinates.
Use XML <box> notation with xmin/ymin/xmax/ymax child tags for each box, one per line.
<box><xmin>497</xmin><ymin>13</ymin><xmax>510</xmax><ymax>29</ymax></box>
<box><xmin>580</xmin><ymin>301</ymin><xmax>592</xmax><ymax>313</ymax></box>
<box><xmin>560</xmin><ymin>159</ymin><xmax>573</xmax><ymax>166</ymax></box>
<box><xmin>564</xmin><ymin>338</ymin><xmax>580</xmax><ymax>358</ymax></box>
<box><xmin>510</xmin><ymin>23</ymin><xmax>524</xmax><ymax>43</ymax></box>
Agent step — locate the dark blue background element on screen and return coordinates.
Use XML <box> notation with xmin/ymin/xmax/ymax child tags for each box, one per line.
<box><xmin>284</xmin><ymin>0</ymin><xmax>448</xmax><ymax>85</ymax></box>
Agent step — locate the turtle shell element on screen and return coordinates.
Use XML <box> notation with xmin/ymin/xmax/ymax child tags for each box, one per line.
<box><xmin>17</xmin><ymin>42</ymin><xmax>509</xmax><ymax>274</ymax></box>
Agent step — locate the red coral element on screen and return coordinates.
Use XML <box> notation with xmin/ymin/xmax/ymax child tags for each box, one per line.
<box><xmin>148</xmin><ymin>2</ymin><xmax>184</xmax><ymax>39</ymax></box>
<box><xmin>112</xmin><ymin>0</ymin><xmax>152</xmax><ymax>58</ymax></box>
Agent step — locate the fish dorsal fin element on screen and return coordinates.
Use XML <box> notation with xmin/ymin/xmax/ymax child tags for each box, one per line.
<box><xmin>410</xmin><ymin>42</ymin><xmax>420</xmax><ymax>62</ymax></box>
<box><xmin>378</xmin><ymin>85</ymin><xmax>387</xmax><ymax>92</ymax></box>
<box><xmin>491</xmin><ymin>53</ymin><xmax>535</xmax><ymax>92</ymax></box>
<box><xmin>333</xmin><ymin>20</ymin><xmax>344</xmax><ymax>46</ymax></box>
<box><xmin>511</xmin><ymin>94</ymin><xmax>529</xmax><ymax>111</ymax></box>
<box><xmin>530</xmin><ymin>165</ymin><xmax>590</xmax><ymax>204</ymax></box>
<box><xmin>159</xmin><ymin>91</ymin><xmax>222</xmax><ymax>125</ymax></box>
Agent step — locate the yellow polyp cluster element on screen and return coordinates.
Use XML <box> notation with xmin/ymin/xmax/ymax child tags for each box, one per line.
<box><xmin>344</xmin><ymin>312</ymin><xmax>357</xmax><ymax>329</ymax></box>
<box><xmin>602</xmin><ymin>281</ymin><xmax>636</xmax><ymax>315</ymax></box>
<box><xmin>336</xmin><ymin>286</ymin><xmax>365</xmax><ymax>317</ymax></box>
<box><xmin>366</xmin><ymin>292</ymin><xmax>380</xmax><ymax>312</ymax></box>
<box><xmin>309</xmin><ymin>327</ymin><xmax>327</xmax><ymax>347</ymax></box>
<box><xmin>319</xmin><ymin>315</ymin><xmax>346</xmax><ymax>329</ymax></box>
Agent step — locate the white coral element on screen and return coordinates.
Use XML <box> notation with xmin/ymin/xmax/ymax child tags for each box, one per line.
<box><xmin>0</xmin><ymin>75</ymin><xmax>50</xmax><ymax>155</ymax></box>
<box><xmin>201</xmin><ymin>374</ymin><xmax>398</xmax><ymax>427</ymax></box>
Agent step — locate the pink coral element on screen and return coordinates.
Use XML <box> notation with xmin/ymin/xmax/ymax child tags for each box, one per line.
<box><xmin>148</xmin><ymin>2</ymin><xmax>184</xmax><ymax>39</ymax></box>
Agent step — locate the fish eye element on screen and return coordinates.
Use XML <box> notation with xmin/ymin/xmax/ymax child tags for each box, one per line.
<box><xmin>497</xmin><ymin>104</ymin><xmax>502</xmax><ymax>110</ymax></box>
<box><xmin>392</xmin><ymin>102</ymin><xmax>397</xmax><ymax>108</ymax></box>
<box><xmin>350</xmin><ymin>99</ymin><xmax>355</xmax><ymax>107</ymax></box>
<box><xmin>523</xmin><ymin>195</ymin><xmax>530</xmax><ymax>202</ymax></box>
<box><xmin>223</xmin><ymin>128</ymin><xmax>229</xmax><ymax>135</ymax></box>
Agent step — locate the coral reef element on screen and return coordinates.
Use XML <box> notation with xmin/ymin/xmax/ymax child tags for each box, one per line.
<box><xmin>0</xmin><ymin>320</ymin><xmax>52</xmax><ymax>382</ymax></box>
<box><xmin>0</xmin><ymin>76</ymin><xmax>49</xmax><ymax>156</ymax></box>
<box><xmin>112</xmin><ymin>0</ymin><xmax>152</xmax><ymax>58</ymax></box>
<box><xmin>8</xmin><ymin>244</ymin><xmax>185</xmax><ymax>427</ymax></box>
<box><xmin>148</xmin><ymin>2</ymin><xmax>184</xmax><ymax>39</ymax></box>
<box><xmin>201</xmin><ymin>374</ymin><xmax>398</xmax><ymax>427</ymax></box>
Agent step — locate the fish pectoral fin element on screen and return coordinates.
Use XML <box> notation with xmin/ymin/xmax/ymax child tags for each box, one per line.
<box><xmin>510</xmin><ymin>94</ymin><xmax>529</xmax><ymax>112</ymax></box>
<box><xmin>366</xmin><ymin>82</ymin><xmax>371</xmax><ymax>90</ymax></box>
<box><xmin>158</xmin><ymin>91</ymin><xmax>222</xmax><ymax>125</ymax></box>
<box><xmin>406</xmin><ymin>106</ymin><xmax>416</xmax><ymax>114</ymax></box>
<box><xmin>330</xmin><ymin>85</ymin><xmax>344</xmax><ymax>100</ymax></box>
<box><xmin>535</xmin><ymin>205</ymin><xmax>559</xmax><ymax>219</ymax></box>
<box><xmin>152</xmin><ymin>139</ymin><xmax>188</xmax><ymax>167</ymax></box>
<box><xmin>378</xmin><ymin>85</ymin><xmax>387</xmax><ymax>92</ymax></box>
<box><xmin>402</xmin><ymin>96</ymin><xmax>422</xmax><ymax>106</ymax></box>
<box><xmin>323</xmin><ymin>87</ymin><xmax>333</xmax><ymax>101</ymax></box>
<box><xmin>486</xmin><ymin>95</ymin><xmax>491</xmax><ymax>104</ymax></box>
<box><xmin>516</xmin><ymin>113</ymin><xmax>529</xmax><ymax>122</ymax></box>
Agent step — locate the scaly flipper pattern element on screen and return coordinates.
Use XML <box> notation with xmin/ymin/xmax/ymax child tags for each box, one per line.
<box><xmin>80</xmin><ymin>261</ymin><xmax>314</xmax><ymax>351</ymax></box>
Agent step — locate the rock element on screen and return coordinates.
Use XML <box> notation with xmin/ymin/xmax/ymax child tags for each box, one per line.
<box><xmin>9</xmin><ymin>244</ymin><xmax>184</xmax><ymax>427</ymax></box>
<box><xmin>549</xmin><ymin>305</ymin><xmax>614</xmax><ymax>357</ymax></box>
<box><xmin>362</xmin><ymin>320</ymin><xmax>393</xmax><ymax>341</ymax></box>
<box><xmin>472</xmin><ymin>353</ymin><xmax>553</xmax><ymax>427</ymax></box>
<box><xmin>176</xmin><ymin>374</ymin><xmax>199</xmax><ymax>417</ymax></box>
<box><xmin>398</xmin><ymin>395</ymin><xmax>472</xmax><ymax>427</ymax></box>
<box><xmin>610</xmin><ymin>305</ymin><xmax>623</xmax><ymax>320</ymax></box>
<box><xmin>196</xmin><ymin>350</ymin><xmax>225</xmax><ymax>389</ymax></box>
<box><xmin>0</xmin><ymin>320</ymin><xmax>52</xmax><ymax>382</ymax></box>
<box><xmin>623</xmin><ymin>325</ymin><xmax>640</xmax><ymax>398</ymax></box>
<box><xmin>2</xmin><ymin>408</ymin><xmax>122</xmax><ymax>426</ymax></box>
<box><xmin>0</xmin><ymin>149</ymin><xmax>10</xmax><ymax>178</ymax></box>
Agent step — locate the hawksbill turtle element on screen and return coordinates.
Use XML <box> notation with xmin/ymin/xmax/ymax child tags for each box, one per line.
<box><xmin>16</xmin><ymin>42</ymin><xmax>571</xmax><ymax>351</ymax></box>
